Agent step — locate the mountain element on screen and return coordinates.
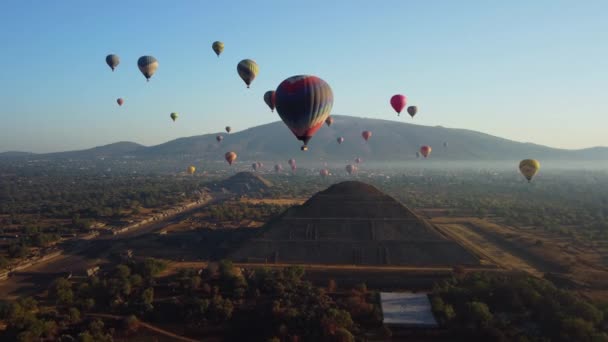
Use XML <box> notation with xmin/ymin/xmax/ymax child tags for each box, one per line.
<box><xmin>3</xmin><ymin>116</ymin><xmax>607</xmax><ymax>161</ymax></box>
<box><xmin>230</xmin><ymin>181</ymin><xmax>479</xmax><ymax>265</ymax></box>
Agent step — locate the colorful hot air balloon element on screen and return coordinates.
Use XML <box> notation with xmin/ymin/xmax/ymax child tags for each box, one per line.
<box><xmin>274</xmin><ymin>164</ymin><xmax>283</xmax><ymax>173</ymax></box>
<box><xmin>337</xmin><ymin>137</ymin><xmax>344</xmax><ymax>144</ymax></box>
<box><xmin>320</xmin><ymin>169</ymin><xmax>329</xmax><ymax>177</ymax></box>
<box><xmin>362</xmin><ymin>131</ymin><xmax>372</xmax><ymax>142</ymax></box>
<box><xmin>257</xmin><ymin>162</ymin><xmax>264</xmax><ymax>169</ymax></box>
<box><xmin>187</xmin><ymin>166</ymin><xmax>196</xmax><ymax>175</ymax></box>
<box><xmin>325</xmin><ymin>116</ymin><xmax>334</xmax><ymax>127</ymax></box>
<box><xmin>170</xmin><ymin>112</ymin><xmax>178</xmax><ymax>122</ymax></box>
<box><xmin>116</xmin><ymin>98</ymin><xmax>124</xmax><ymax>106</ymax></box>
<box><xmin>216</xmin><ymin>135</ymin><xmax>223</xmax><ymax>143</ymax></box>
<box><xmin>137</xmin><ymin>56</ymin><xmax>158</xmax><ymax>82</ymax></box>
<box><xmin>225</xmin><ymin>126</ymin><xmax>232</xmax><ymax>134</ymax></box>
<box><xmin>390</xmin><ymin>95</ymin><xmax>407</xmax><ymax>115</ymax></box>
<box><xmin>106</xmin><ymin>54</ymin><xmax>120</xmax><ymax>71</ymax></box>
<box><xmin>252</xmin><ymin>162</ymin><xmax>259</xmax><ymax>171</ymax></box>
<box><xmin>407</xmin><ymin>106</ymin><xmax>418</xmax><ymax>118</ymax></box>
<box><xmin>225</xmin><ymin>152</ymin><xmax>237</xmax><ymax>165</ymax></box>
<box><xmin>212</xmin><ymin>41</ymin><xmax>224</xmax><ymax>57</ymax></box>
<box><xmin>519</xmin><ymin>159</ymin><xmax>540</xmax><ymax>182</ymax></box>
<box><xmin>420</xmin><ymin>145</ymin><xmax>432</xmax><ymax>158</ymax></box>
<box><xmin>355</xmin><ymin>157</ymin><xmax>362</xmax><ymax>164</ymax></box>
<box><xmin>264</xmin><ymin>91</ymin><xmax>276</xmax><ymax>112</ymax></box>
<box><xmin>346</xmin><ymin>164</ymin><xmax>357</xmax><ymax>175</ymax></box>
<box><xmin>237</xmin><ymin>59</ymin><xmax>258</xmax><ymax>88</ymax></box>
<box><xmin>275</xmin><ymin>75</ymin><xmax>333</xmax><ymax>151</ymax></box>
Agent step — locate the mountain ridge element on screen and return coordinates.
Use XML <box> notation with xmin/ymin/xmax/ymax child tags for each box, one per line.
<box><xmin>2</xmin><ymin>116</ymin><xmax>607</xmax><ymax>161</ymax></box>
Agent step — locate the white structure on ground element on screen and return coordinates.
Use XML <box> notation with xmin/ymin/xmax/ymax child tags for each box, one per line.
<box><xmin>380</xmin><ymin>292</ymin><xmax>439</xmax><ymax>327</ymax></box>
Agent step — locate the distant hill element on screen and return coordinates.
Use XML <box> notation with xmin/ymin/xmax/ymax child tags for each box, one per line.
<box><xmin>209</xmin><ymin>171</ymin><xmax>273</xmax><ymax>195</ymax></box>
<box><xmin>3</xmin><ymin>116</ymin><xmax>607</xmax><ymax>162</ymax></box>
<box><xmin>231</xmin><ymin>181</ymin><xmax>479</xmax><ymax>265</ymax></box>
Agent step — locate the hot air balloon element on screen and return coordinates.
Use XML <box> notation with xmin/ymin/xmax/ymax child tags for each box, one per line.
<box><xmin>346</xmin><ymin>164</ymin><xmax>357</xmax><ymax>175</ymax></box>
<box><xmin>187</xmin><ymin>166</ymin><xmax>196</xmax><ymax>175</ymax></box>
<box><xmin>355</xmin><ymin>157</ymin><xmax>362</xmax><ymax>164</ymax></box>
<box><xmin>257</xmin><ymin>162</ymin><xmax>264</xmax><ymax>169</ymax></box>
<box><xmin>170</xmin><ymin>112</ymin><xmax>178</xmax><ymax>122</ymax></box>
<box><xmin>225</xmin><ymin>152</ymin><xmax>237</xmax><ymax>165</ymax></box>
<box><xmin>362</xmin><ymin>131</ymin><xmax>372</xmax><ymax>142</ymax></box>
<box><xmin>116</xmin><ymin>98</ymin><xmax>124</xmax><ymax>106</ymax></box>
<box><xmin>216</xmin><ymin>135</ymin><xmax>223</xmax><ymax>143</ymax></box>
<box><xmin>407</xmin><ymin>106</ymin><xmax>418</xmax><ymax>118</ymax></box>
<box><xmin>212</xmin><ymin>41</ymin><xmax>224</xmax><ymax>57</ymax></box>
<box><xmin>443</xmin><ymin>142</ymin><xmax>448</xmax><ymax>148</ymax></box>
<box><xmin>420</xmin><ymin>145</ymin><xmax>432</xmax><ymax>158</ymax></box>
<box><xmin>390</xmin><ymin>95</ymin><xmax>407</xmax><ymax>115</ymax></box>
<box><xmin>325</xmin><ymin>116</ymin><xmax>334</xmax><ymax>127</ymax></box>
<box><xmin>106</xmin><ymin>54</ymin><xmax>120</xmax><ymax>71</ymax></box>
<box><xmin>519</xmin><ymin>159</ymin><xmax>540</xmax><ymax>182</ymax></box>
<box><xmin>275</xmin><ymin>75</ymin><xmax>333</xmax><ymax>151</ymax></box>
<box><xmin>320</xmin><ymin>169</ymin><xmax>329</xmax><ymax>177</ymax></box>
<box><xmin>137</xmin><ymin>56</ymin><xmax>158</xmax><ymax>82</ymax></box>
<box><xmin>337</xmin><ymin>137</ymin><xmax>344</xmax><ymax>144</ymax></box>
<box><xmin>274</xmin><ymin>164</ymin><xmax>283</xmax><ymax>173</ymax></box>
<box><xmin>252</xmin><ymin>163</ymin><xmax>259</xmax><ymax>171</ymax></box>
<box><xmin>237</xmin><ymin>59</ymin><xmax>258</xmax><ymax>88</ymax></box>
<box><xmin>225</xmin><ymin>126</ymin><xmax>231</xmax><ymax>134</ymax></box>
<box><xmin>264</xmin><ymin>91</ymin><xmax>276</xmax><ymax>112</ymax></box>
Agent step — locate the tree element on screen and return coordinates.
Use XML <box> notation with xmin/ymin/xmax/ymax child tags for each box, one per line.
<box><xmin>466</xmin><ymin>301</ymin><xmax>493</xmax><ymax>329</ymax></box>
<box><xmin>124</xmin><ymin>315</ymin><xmax>140</xmax><ymax>334</ymax></box>
<box><xmin>50</xmin><ymin>278</ymin><xmax>73</xmax><ymax>305</ymax></box>
<box><xmin>68</xmin><ymin>307</ymin><xmax>81</xmax><ymax>323</ymax></box>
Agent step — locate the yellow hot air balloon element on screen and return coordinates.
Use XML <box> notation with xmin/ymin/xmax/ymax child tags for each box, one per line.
<box><xmin>187</xmin><ymin>166</ymin><xmax>196</xmax><ymax>175</ymax></box>
<box><xmin>519</xmin><ymin>159</ymin><xmax>540</xmax><ymax>182</ymax></box>
<box><xmin>237</xmin><ymin>59</ymin><xmax>258</xmax><ymax>88</ymax></box>
<box><xmin>212</xmin><ymin>41</ymin><xmax>224</xmax><ymax>57</ymax></box>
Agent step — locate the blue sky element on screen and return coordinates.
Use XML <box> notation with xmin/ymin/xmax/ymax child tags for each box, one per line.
<box><xmin>0</xmin><ymin>0</ymin><xmax>606</xmax><ymax>152</ymax></box>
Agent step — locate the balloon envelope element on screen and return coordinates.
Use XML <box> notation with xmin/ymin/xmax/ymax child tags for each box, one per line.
<box><xmin>187</xmin><ymin>166</ymin><xmax>196</xmax><ymax>175</ymax></box>
<box><xmin>519</xmin><ymin>159</ymin><xmax>540</xmax><ymax>182</ymax></box>
<box><xmin>216</xmin><ymin>135</ymin><xmax>223</xmax><ymax>142</ymax></box>
<box><xmin>320</xmin><ymin>169</ymin><xmax>329</xmax><ymax>177</ymax></box>
<box><xmin>137</xmin><ymin>56</ymin><xmax>158</xmax><ymax>81</ymax></box>
<box><xmin>225</xmin><ymin>152</ymin><xmax>237</xmax><ymax>165</ymax></box>
<box><xmin>337</xmin><ymin>137</ymin><xmax>344</xmax><ymax>144</ymax></box>
<box><xmin>362</xmin><ymin>131</ymin><xmax>372</xmax><ymax>142</ymax></box>
<box><xmin>212</xmin><ymin>41</ymin><xmax>224</xmax><ymax>57</ymax></box>
<box><xmin>106</xmin><ymin>54</ymin><xmax>120</xmax><ymax>71</ymax></box>
<box><xmin>237</xmin><ymin>59</ymin><xmax>259</xmax><ymax>88</ymax></box>
<box><xmin>170</xmin><ymin>112</ymin><xmax>178</xmax><ymax>122</ymax></box>
<box><xmin>407</xmin><ymin>106</ymin><xmax>418</xmax><ymax>118</ymax></box>
<box><xmin>420</xmin><ymin>145</ymin><xmax>432</xmax><ymax>158</ymax></box>
<box><xmin>325</xmin><ymin>116</ymin><xmax>334</xmax><ymax>127</ymax></box>
<box><xmin>390</xmin><ymin>95</ymin><xmax>407</xmax><ymax>114</ymax></box>
<box><xmin>225</xmin><ymin>126</ymin><xmax>231</xmax><ymax>133</ymax></box>
<box><xmin>346</xmin><ymin>164</ymin><xmax>357</xmax><ymax>175</ymax></box>
<box><xmin>116</xmin><ymin>98</ymin><xmax>124</xmax><ymax>106</ymax></box>
<box><xmin>275</xmin><ymin>75</ymin><xmax>333</xmax><ymax>150</ymax></box>
<box><xmin>264</xmin><ymin>91</ymin><xmax>276</xmax><ymax>112</ymax></box>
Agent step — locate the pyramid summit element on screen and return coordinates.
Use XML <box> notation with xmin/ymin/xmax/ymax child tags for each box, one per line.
<box><xmin>231</xmin><ymin>181</ymin><xmax>479</xmax><ymax>265</ymax></box>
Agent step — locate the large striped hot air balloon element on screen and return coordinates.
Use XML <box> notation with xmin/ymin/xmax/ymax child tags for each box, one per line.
<box><xmin>137</xmin><ymin>56</ymin><xmax>158</xmax><ymax>82</ymax></box>
<box><xmin>264</xmin><ymin>91</ymin><xmax>276</xmax><ymax>112</ymax></box>
<box><xmin>212</xmin><ymin>41</ymin><xmax>224</xmax><ymax>57</ymax></box>
<box><xmin>420</xmin><ymin>145</ymin><xmax>432</xmax><ymax>158</ymax></box>
<box><xmin>390</xmin><ymin>95</ymin><xmax>407</xmax><ymax>115</ymax></box>
<box><xmin>225</xmin><ymin>152</ymin><xmax>237</xmax><ymax>165</ymax></box>
<box><xmin>519</xmin><ymin>159</ymin><xmax>540</xmax><ymax>182</ymax></box>
<box><xmin>106</xmin><ymin>54</ymin><xmax>120</xmax><ymax>71</ymax></box>
<box><xmin>237</xmin><ymin>59</ymin><xmax>258</xmax><ymax>88</ymax></box>
<box><xmin>275</xmin><ymin>75</ymin><xmax>333</xmax><ymax>151</ymax></box>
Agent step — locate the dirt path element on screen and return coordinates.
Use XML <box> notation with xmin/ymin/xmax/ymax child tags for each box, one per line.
<box><xmin>86</xmin><ymin>313</ymin><xmax>200</xmax><ymax>342</ymax></box>
<box><xmin>434</xmin><ymin>223</ymin><xmax>543</xmax><ymax>277</ymax></box>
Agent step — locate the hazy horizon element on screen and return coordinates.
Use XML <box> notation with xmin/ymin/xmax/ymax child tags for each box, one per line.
<box><xmin>1</xmin><ymin>1</ymin><xmax>607</xmax><ymax>153</ymax></box>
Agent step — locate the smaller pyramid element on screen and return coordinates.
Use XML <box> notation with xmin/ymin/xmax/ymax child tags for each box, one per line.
<box><xmin>231</xmin><ymin>181</ymin><xmax>479</xmax><ymax>266</ymax></box>
<box><xmin>210</xmin><ymin>172</ymin><xmax>272</xmax><ymax>195</ymax></box>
